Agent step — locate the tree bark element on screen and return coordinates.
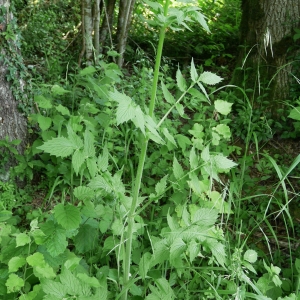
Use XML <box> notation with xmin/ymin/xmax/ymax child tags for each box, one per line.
<box><xmin>233</xmin><ymin>0</ymin><xmax>300</xmax><ymax>112</ymax></box>
<box><xmin>83</xmin><ymin>0</ymin><xmax>94</xmax><ymax>64</ymax></box>
<box><xmin>0</xmin><ymin>0</ymin><xmax>27</xmax><ymax>181</ymax></box>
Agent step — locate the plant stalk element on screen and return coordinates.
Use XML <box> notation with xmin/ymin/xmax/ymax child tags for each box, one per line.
<box><xmin>121</xmin><ymin>1</ymin><xmax>170</xmax><ymax>299</ymax></box>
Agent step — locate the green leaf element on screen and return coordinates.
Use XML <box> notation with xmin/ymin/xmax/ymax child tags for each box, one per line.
<box><xmin>140</xmin><ymin>252</ymin><xmax>152</xmax><ymax>279</ymax></box>
<box><xmin>77</xmin><ymin>273</ymin><xmax>100</xmax><ymax>288</ymax></box>
<box><xmin>161</xmin><ymin>82</ymin><xmax>175</xmax><ymax>104</ymax></box>
<box><xmin>56</xmin><ymin>104</ymin><xmax>70</xmax><ymax>116</ymax></box>
<box><xmin>26</xmin><ymin>253</ymin><xmax>56</xmax><ymax>279</ymax></box>
<box><xmin>155</xmin><ymin>175</ymin><xmax>168</xmax><ymax>196</ymax></box>
<box><xmin>72</xmin><ymin>149</ymin><xmax>85</xmax><ymax>175</ymax></box>
<box><xmin>176</xmin><ymin>134</ymin><xmax>191</xmax><ymax>152</ymax></box>
<box><xmin>189</xmin><ymin>10</ymin><xmax>210</xmax><ymax>32</ymax></box>
<box><xmin>37</xmin><ymin>115</ymin><xmax>52</xmax><ymax>131</ymax></box>
<box><xmin>87</xmin><ymin>157</ymin><xmax>98</xmax><ymax>178</ymax></box>
<box><xmin>41</xmin><ymin>221</ymin><xmax>68</xmax><ymax>257</ymax></box>
<box><xmin>214</xmin><ymin>100</ymin><xmax>233</xmax><ymax>115</ymax></box>
<box><xmin>187</xmin><ymin>240</ymin><xmax>200</xmax><ymax>263</ymax></box>
<box><xmin>74</xmin><ymin>224</ymin><xmax>98</xmax><ymax>253</ymax></box>
<box><xmin>5</xmin><ymin>273</ymin><xmax>24</xmax><ymax>293</ymax></box>
<box><xmin>214</xmin><ymin>124</ymin><xmax>231</xmax><ymax>139</ymax></box>
<box><xmin>170</xmin><ymin>238</ymin><xmax>186</xmax><ymax>265</ymax></box>
<box><xmin>51</xmin><ymin>85</ymin><xmax>70</xmax><ymax>96</ymax></box>
<box><xmin>60</xmin><ymin>268</ymin><xmax>81</xmax><ymax>296</ymax></box>
<box><xmin>34</xmin><ymin>95</ymin><xmax>53</xmax><ymax>109</ymax></box>
<box><xmin>80</xmin><ymin>65</ymin><xmax>97</xmax><ymax>76</ymax></box>
<box><xmin>0</xmin><ymin>210</ymin><xmax>12</xmax><ymax>221</ymax></box>
<box><xmin>199</xmin><ymin>72</ymin><xmax>223</xmax><ymax>85</ymax></box>
<box><xmin>14</xmin><ymin>232</ymin><xmax>30</xmax><ymax>247</ymax></box>
<box><xmin>176</xmin><ymin>68</ymin><xmax>187</xmax><ymax>92</ymax></box>
<box><xmin>74</xmin><ymin>186</ymin><xmax>95</xmax><ymax>201</ymax></box>
<box><xmin>84</xmin><ymin>129</ymin><xmax>95</xmax><ymax>157</ymax></box>
<box><xmin>190</xmin><ymin>58</ymin><xmax>198</xmax><ymax>82</ymax></box>
<box><xmin>244</xmin><ymin>249</ymin><xmax>258</xmax><ymax>263</ymax></box>
<box><xmin>213</xmin><ymin>154</ymin><xmax>237</xmax><ymax>170</ymax></box>
<box><xmin>206</xmin><ymin>239</ymin><xmax>227</xmax><ymax>267</ymax></box>
<box><xmin>191</xmin><ymin>208</ymin><xmax>219</xmax><ymax>227</ymax></box>
<box><xmin>97</xmin><ymin>144</ymin><xmax>109</xmax><ymax>172</ymax></box>
<box><xmin>8</xmin><ymin>256</ymin><xmax>26</xmax><ymax>273</ymax></box>
<box><xmin>173</xmin><ymin>156</ymin><xmax>184</xmax><ymax>180</ymax></box>
<box><xmin>189</xmin><ymin>146</ymin><xmax>198</xmax><ymax>169</ymax></box>
<box><xmin>38</xmin><ymin>137</ymin><xmax>78</xmax><ymax>157</ymax></box>
<box><xmin>133</xmin><ymin>106</ymin><xmax>145</xmax><ymax>135</ymax></box>
<box><xmin>162</xmin><ymin>127</ymin><xmax>177</xmax><ymax>147</ymax></box>
<box><xmin>42</xmin><ymin>279</ymin><xmax>67</xmax><ymax>298</ymax></box>
<box><xmin>288</xmin><ymin>107</ymin><xmax>300</xmax><ymax>121</ymax></box>
<box><xmin>89</xmin><ymin>175</ymin><xmax>112</xmax><ymax>192</ymax></box>
<box><xmin>54</xmin><ymin>203</ymin><xmax>81</xmax><ymax>230</ymax></box>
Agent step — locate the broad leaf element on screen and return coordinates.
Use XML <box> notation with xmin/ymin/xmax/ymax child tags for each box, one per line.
<box><xmin>8</xmin><ymin>256</ymin><xmax>26</xmax><ymax>273</ymax></box>
<box><xmin>170</xmin><ymin>238</ymin><xmax>186</xmax><ymax>266</ymax></box>
<box><xmin>97</xmin><ymin>144</ymin><xmax>109</xmax><ymax>172</ymax></box>
<box><xmin>54</xmin><ymin>203</ymin><xmax>81</xmax><ymax>230</ymax></box>
<box><xmin>15</xmin><ymin>232</ymin><xmax>31</xmax><ymax>247</ymax></box>
<box><xmin>173</xmin><ymin>156</ymin><xmax>184</xmax><ymax>180</ymax></box>
<box><xmin>37</xmin><ymin>115</ymin><xmax>52</xmax><ymax>131</ymax></box>
<box><xmin>38</xmin><ymin>137</ymin><xmax>77</xmax><ymax>157</ymax></box>
<box><xmin>72</xmin><ymin>149</ymin><xmax>85</xmax><ymax>175</ymax></box>
<box><xmin>191</xmin><ymin>208</ymin><xmax>219</xmax><ymax>227</ymax></box>
<box><xmin>199</xmin><ymin>72</ymin><xmax>223</xmax><ymax>85</ymax></box>
<box><xmin>155</xmin><ymin>175</ymin><xmax>168</xmax><ymax>196</ymax></box>
<box><xmin>190</xmin><ymin>58</ymin><xmax>198</xmax><ymax>82</ymax></box>
<box><xmin>213</xmin><ymin>154</ymin><xmax>237</xmax><ymax>170</ymax></box>
<box><xmin>162</xmin><ymin>127</ymin><xmax>177</xmax><ymax>147</ymax></box>
<box><xmin>214</xmin><ymin>100</ymin><xmax>233</xmax><ymax>115</ymax></box>
<box><xmin>161</xmin><ymin>82</ymin><xmax>175</xmax><ymax>104</ymax></box>
<box><xmin>176</xmin><ymin>68</ymin><xmax>187</xmax><ymax>92</ymax></box>
<box><xmin>42</xmin><ymin>279</ymin><xmax>67</xmax><ymax>298</ymax></box>
<box><xmin>288</xmin><ymin>106</ymin><xmax>300</xmax><ymax>121</ymax></box>
<box><xmin>5</xmin><ymin>274</ymin><xmax>24</xmax><ymax>293</ymax></box>
<box><xmin>244</xmin><ymin>249</ymin><xmax>258</xmax><ymax>263</ymax></box>
<box><xmin>34</xmin><ymin>95</ymin><xmax>52</xmax><ymax>109</ymax></box>
<box><xmin>189</xmin><ymin>146</ymin><xmax>198</xmax><ymax>169</ymax></box>
<box><xmin>74</xmin><ymin>224</ymin><xmax>98</xmax><ymax>253</ymax></box>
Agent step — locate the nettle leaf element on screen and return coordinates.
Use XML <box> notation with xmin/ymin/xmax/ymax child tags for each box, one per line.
<box><xmin>74</xmin><ymin>224</ymin><xmax>98</xmax><ymax>253</ymax></box>
<box><xmin>190</xmin><ymin>58</ymin><xmax>198</xmax><ymax>82</ymax></box>
<box><xmin>214</xmin><ymin>124</ymin><xmax>231</xmax><ymax>139</ymax></box>
<box><xmin>42</xmin><ymin>279</ymin><xmax>67</xmax><ymax>298</ymax></box>
<box><xmin>15</xmin><ymin>232</ymin><xmax>31</xmax><ymax>247</ymax></box>
<box><xmin>97</xmin><ymin>144</ymin><xmax>109</xmax><ymax>172</ymax></box>
<box><xmin>60</xmin><ymin>268</ymin><xmax>81</xmax><ymax>296</ymax></box>
<box><xmin>87</xmin><ymin>157</ymin><xmax>98</xmax><ymax>178</ymax></box>
<box><xmin>5</xmin><ymin>273</ymin><xmax>24</xmax><ymax>293</ymax></box>
<box><xmin>162</xmin><ymin>127</ymin><xmax>177</xmax><ymax>147</ymax></box>
<box><xmin>41</xmin><ymin>221</ymin><xmax>68</xmax><ymax>257</ymax></box>
<box><xmin>77</xmin><ymin>273</ymin><xmax>100</xmax><ymax>288</ymax></box>
<box><xmin>38</xmin><ymin>137</ymin><xmax>77</xmax><ymax>157</ymax></box>
<box><xmin>161</xmin><ymin>82</ymin><xmax>175</xmax><ymax>104</ymax></box>
<box><xmin>109</xmin><ymin>90</ymin><xmax>136</xmax><ymax>125</ymax></box>
<box><xmin>155</xmin><ymin>175</ymin><xmax>168</xmax><ymax>196</ymax></box>
<box><xmin>54</xmin><ymin>203</ymin><xmax>81</xmax><ymax>230</ymax></box>
<box><xmin>213</xmin><ymin>154</ymin><xmax>237</xmax><ymax>170</ymax></box>
<box><xmin>145</xmin><ymin>116</ymin><xmax>165</xmax><ymax>144</ymax></box>
<box><xmin>72</xmin><ymin>149</ymin><xmax>85</xmax><ymax>175</ymax></box>
<box><xmin>89</xmin><ymin>175</ymin><xmax>112</xmax><ymax>192</ymax></box>
<box><xmin>34</xmin><ymin>95</ymin><xmax>53</xmax><ymax>109</ymax></box>
<box><xmin>187</xmin><ymin>240</ymin><xmax>200</xmax><ymax>263</ymax></box>
<box><xmin>205</xmin><ymin>239</ymin><xmax>227</xmax><ymax>267</ymax></box>
<box><xmin>170</xmin><ymin>238</ymin><xmax>186</xmax><ymax>265</ymax></box>
<box><xmin>37</xmin><ymin>115</ymin><xmax>52</xmax><ymax>131</ymax></box>
<box><xmin>8</xmin><ymin>256</ymin><xmax>26</xmax><ymax>273</ymax></box>
<box><xmin>173</xmin><ymin>156</ymin><xmax>184</xmax><ymax>180</ymax></box>
<box><xmin>199</xmin><ymin>72</ymin><xmax>223</xmax><ymax>85</ymax></box>
<box><xmin>188</xmin><ymin>173</ymin><xmax>202</xmax><ymax>196</ymax></box>
<box><xmin>189</xmin><ymin>146</ymin><xmax>198</xmax><ymax>169</ymax></box>
<box><xmin>288</xmin><ymin>106</ymin><xmax>300</xmax><ymax>121</ymax></box>
<box><xmin>244</xmin><ymin>249</ymin><xmax>258</xmax><ymax>263</ymax></box>
<box><xmin>191</xmin><ymin>208</ymin><xmax>219</xmax><ymax>227</ymax></box>
<box><xmin>189</xmin><ymin>10</ymin><xmax>210</xmax><ymax>32</ymax></box>
<box><xmin>133</xmin><ymin>105</ymin><xmax>145</xmax><ymax>135</ymax></box>
<box><xmin>56</xmin><ymin>104</ymin><xmax>70</xmax><ymax>116</ymax></box>
<box><xmin>84</xmin><ymin>129</ymin><xmax>95</xmax><ymax>158</ymax></box>
<box><xmin>176</xmin><ymin>68</ymin><xmax>187</xmax><ymax>92</ymax></box>
<box><xmin>67</xmin><ymin>123</ymin><xmax>83</xmax><ymax>148</ymax></box>
<box><xmin>214</xmin><ymin>100</ymin><xmax>233</xmax><ymax>115</ymax></box>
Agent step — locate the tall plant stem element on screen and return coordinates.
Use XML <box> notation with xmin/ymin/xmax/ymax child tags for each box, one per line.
<box><xmin>121</xmin><ymin>1</ymin><xmax>170</xmax><ymax>299</ymax></box>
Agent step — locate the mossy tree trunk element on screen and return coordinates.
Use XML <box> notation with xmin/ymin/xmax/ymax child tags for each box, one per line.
<box><xmin>233</xmin><ymin>0</ymin><xmax>300</xmax><ymax>114</ymax></box>
<box><xmin>0</xmin><ymin>0</ymin><xmax>28</xmax><ymax>181</ymax></box>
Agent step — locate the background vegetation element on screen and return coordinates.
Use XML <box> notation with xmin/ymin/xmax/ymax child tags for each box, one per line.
<box><xmin>0</xmin><ymin>0</ymin><xmax>300</xmax><ymax>299</ymax></box>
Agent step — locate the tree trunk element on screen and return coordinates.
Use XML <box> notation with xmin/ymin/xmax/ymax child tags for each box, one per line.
<box><xmin>0</xmin><ymin>0</ymin><xmax>27</xmax><ymax>181</ymax></box>
<box><xmin>233</xmin><ymin>0</ymin><xmax>300</xmax><ymax>113</ymax></box>
<box><xmin>83</xmin><ymin>0</ymin><xmax>94</xmax><ymax>64</ymax></box>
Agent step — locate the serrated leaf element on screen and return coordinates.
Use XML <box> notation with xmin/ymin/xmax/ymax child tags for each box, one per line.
<box><xmin>214</xmin><ymin>100</ymin><xmax>233</xmax><ymax>115</ymax></box>
<box><xmin>191</xmin><ymin>208</ymin><xmax>219</xmax><ymax>227</ymax></box>
<box><xmin>244</xmin><ymin>249</ymin><xmax>258</xmax><ymax>263</ymax></box>
<box><xmin>87</xmin><ymin>157</ymin><xmax>97</xmax><ymax>178</ymax></box>
<box><xmin>88</xmin><ymin>175</ymin><xmax>112</xmax><ymax>192</ymax></box>
<box><xmin>190</xmin><ymin>58</ymin><xmax>198</xmax><ymax>82</ymax></box>
<box><xmin>176</xmin><ymin>134</ymin><xmax>191</xmax><ymax>152</ymax></box>
<box><xmin>56</xmin><ymin>104</ymin><xmax>70</xmax><ymax>116</ymax></box>
<box><xmin>72</xmin><ymin>149</ymin><xmax>85</xmax><ymax>175</ymax></box>
<box><xmin>41</xmin><ymin>221</ymin><xmax>68</xmax><ymax>257</ymax></box>
<box><xmin>155</xmin><ymin>175</ymin><xmax>168</xmax><ymax>195</ymax></box>
<box><xmin>173</xmin><ymin>156</ymin><xmax>184</xmax><ymax>180</ymax></box>
<box><xmin>189</xmin><ymin>146</ymin><xmax>198</xmax><ymax>169</ymax></box>
<box><xmin>213</xmin><ymin>155</ymin><xmax>237</xmax><ymax>170</ymax></box>
<box><xmin>190</xmin><ymin>10</ymin><xmax>210</xmax><ymax>32</ymax></box>
<box><xmin>162</xmin><ymin>127</ymin><xmax>177</xmax><ymax>147</ymax></box>
<box><xmin>5</xmin><ymin>274</ymin><xmax>24</xmax><ymax>293</ymax></box>
<box><xmin>26</xmin><ymin>252</ymin><xmax>56</xmax><ymax>279</ymax></box>
<box><xmin>214</xmin><ymin>124</ymin><xmax>231</xmax><ymax>139</ymax></box>
<box><xmin>60</xmin><ymin>268</ymin><xmax>81</xmax><ymax>295</ymax></box>
<box><xmin>201</xmin><ymin>145</ymin><xmax>210</xmax><ymax>162</ymax></box>
<box><xmin>187</xmin><ymin>240</ymin><xmax>201</xmax><ymax>264</ymax></box>
<box><xmin>51</xmin><ymin>85</ymin><xmax>70</xmax><ymax>96</ymax></box>
<box><xmin>74</xmin><ymin>224</ymin><xmax>97</xmax><ymax>253</ymax></box>
<box><xmin>54</xmin><ymin>203</ymin><xmax>81</xmax><ymax>230</ymax></box>
<box><xmin>84</xmin><ymin>129</ymin><xmax>95</xmax><ymax>157</ymax></box>
<box><xmin>15</xmin><ymin>232</ymin><xmax>31</xmax><ymax>247</ymax></box>
<box><xmin>111</xmin><ymin>218</ymin><xmax>124</xmax><ymax>235</ymax></box>
<box><xmin>199</xmin><ymin>72</ymin><xmax>223</xmax><ymax>85</ymax></box>
<box><xmin>170</xmin><ymin>238</ymin><xmax>186</xmax><ymax>265</ymax></box>
<box><xmin>37</xmin><ymin>115</ymin><xmax>52</xmax><ymax>131</ymax></box>
<box><xmin>161</xmin><ymin>82</ymin><xmax>175</xmax><ymax>104</ymax></box>
<box><xmin>38</xmin><ymin>137</ymin><xmax>77</xmax><ymax>157</ymax></box>
<box><xmin>80</xmin><ymin>65</ymin><xmax>97</xmax><ymax>76</ymax></box>
<box><xmin>188</xmin><ymin>173</ymin><xmax>202</xmax><ymax>196</ymax></box>
<box><xmin>206</xmin><ymin>239</ymin><xmax>227</xmax><ymax>267</ymax></box>
<box><xmin>133</xmin><ymin>106</ymin><xmax>145</xmax><ymax>135</ymax></box>
<box><xmin>175</xmin><ymin>102</ymin><xmax>184</xmax><ymax>116</ymax></box>
<box><xmin>140</xmin><ymin>252</ymin><xmax>152</xmax><ymax>279</ymax></box>
<box><xmin>8</xmin><ymin>256</ymin><xmax>26</xmax><ymax>273</ymax></box>
<box><xmin>77</xmin><ymin>273</ymin><xmax>100</xmax><ymax>288</ymax></box>
<box><xmin>42</xmin><ymin>279</ymin><xmax>67</xmax><ymax>298</ymax></box>
<box><xmin>176</xmin><ymin>68</ymin><xmax>187</xmax><ymax>92</ymax></box>
<box><xmin>34</xmin><ymin>95</ymin><xmax>52</xmax><ymax>109</ymax></box>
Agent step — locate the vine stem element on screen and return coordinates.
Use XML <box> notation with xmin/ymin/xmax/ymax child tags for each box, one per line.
<box><xmin>121</xmin><ymin>1</ymin><xmax>170</xmax><ymax>299</ymax></box>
